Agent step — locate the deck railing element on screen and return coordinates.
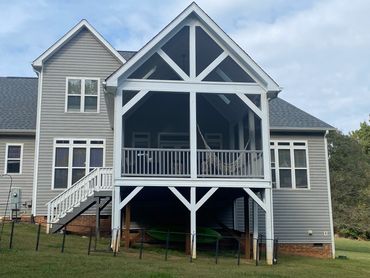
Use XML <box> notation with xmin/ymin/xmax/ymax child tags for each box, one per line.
<box><xmin>122</xmin><ymin>148</ymin><xmax>263</xmax><ymax>178</ymax></box>
<box><xmin>197</xmin><ymin>149</ymin><xmax>264</xmax><ymax>178</ymax></box>
<box><xmin>123</xmin><ymin>148</ymin><xmax>191</xmax><ymax>177</ymax></box>
<box><xmin>46</xmin><ymin>168</ymin><xmax>113</xmax><ymax>227</ymax></box>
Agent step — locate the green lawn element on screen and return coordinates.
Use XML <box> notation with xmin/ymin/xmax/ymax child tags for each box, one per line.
<box><xmin>0</xmin><ymin>223</ymin><xmax>369</xmax><ymax>277</ymax></box>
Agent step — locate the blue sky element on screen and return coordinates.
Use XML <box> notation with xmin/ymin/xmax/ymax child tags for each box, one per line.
<box><xmin>0</xmin><ymin>0</ymin><xmax>368</xmax><ymax>133</ymax></box>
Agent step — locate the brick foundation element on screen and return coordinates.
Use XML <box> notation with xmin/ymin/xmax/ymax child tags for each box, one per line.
<box><xmin>278</xmin><ymin>243</ymin><xmax>332</xmax><ymax>258</ymax></box>
<box><xmin>34</xmin><ymin>215</ymin><xmax>111</xmax><ymax>235</ymax></box>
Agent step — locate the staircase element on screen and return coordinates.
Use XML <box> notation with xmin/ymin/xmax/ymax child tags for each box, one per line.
<box><xmin>46</xmin><ymin>167</ymin><xmax>113</xmax><ymax>233</ymax></box>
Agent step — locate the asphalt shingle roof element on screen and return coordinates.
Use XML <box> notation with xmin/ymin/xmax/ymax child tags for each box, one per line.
<box><xmin>0</xmin><ymin>75</ymin><xmax>334</xmax><ymax>133</ymax></box>
<box><xmin>117</xmin><ymin>50</ymin><xmax>136</xmax><ymax>61</ymax></box>
<box><xmin>0</xmin><ymin>77</ymin><xmax>38</xmax><ymax>132</ymax></box>
<box><xmin>269</xmin><ymin>97</ymin><xmax>334</xmax><ymax>130</ymax></box>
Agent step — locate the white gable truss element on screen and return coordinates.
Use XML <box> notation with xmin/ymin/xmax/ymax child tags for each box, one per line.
<box><xmin>106</xmin><ymin>2</ymin><xmax>281</xmax><ymax>94</ymax></box>
<box><xmin>32</xmin><ymin>19</ymin><xmax>126</xmax><ymax>68</ymax></box>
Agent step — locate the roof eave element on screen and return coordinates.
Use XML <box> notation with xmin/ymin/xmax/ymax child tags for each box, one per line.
<box><xmin>32</xmin><ymin>19</ymin><xmax>126</xmax><ymax>70</ymax></box>
<box><xmin>106</xmin><ymin>2</ymin><xmax>281</xmax><ymax>91</ymax></box>
<box><xmin>0</xmin><ymin>129</ymin><xmax>36</xmax><ymax>135</ymax></box>
<box><xmin>270</xmin><ymin>126</ymin><xmax>336</xmax><ymax>133</ymax></box>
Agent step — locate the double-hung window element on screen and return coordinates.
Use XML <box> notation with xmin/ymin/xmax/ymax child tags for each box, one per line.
<box><xmin>53</xmin><ymin>139</ymin><xmax>105</xmax><ymax>189</ymax></box>
<box><xmin>4</xmin><ymin>144</ymin><xmax>23</xmax><ymax>174</ymax></box>
<box><xmin>66</xmin><ymin>77</ymin><xmax>100</xmax><ymax>112</ymax></box>
<box><xmin>270</xmin><ymin>141</ymin><xmax>310</xmax><ymax>189</ymax></box>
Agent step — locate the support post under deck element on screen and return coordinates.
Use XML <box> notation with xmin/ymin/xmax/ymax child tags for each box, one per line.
<box><xmin>190</xmin><ymin>187</ymin><xmax>196</xmax><ymax>259</ymax></box>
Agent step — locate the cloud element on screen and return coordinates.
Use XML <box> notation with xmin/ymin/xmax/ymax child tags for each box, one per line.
<box><xmin>0</xmin><ymin>0</ymin><xmax>368</xmax><ymax>132</ymax></box>
<box><xmin>229</xmin><ymin>0</ymin><xmax>370</xmax><ymax>132</ymax></box>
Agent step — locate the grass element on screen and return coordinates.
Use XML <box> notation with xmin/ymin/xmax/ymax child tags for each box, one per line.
<box><xmin>0</xmin><ymin>223</ymin><xmax>369</xmax><ymax>277</ymax></box>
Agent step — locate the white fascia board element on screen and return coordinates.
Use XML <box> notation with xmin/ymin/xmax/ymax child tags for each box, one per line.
<box><xmin>32</xmin><ymin>19</ymin><xmax>126</xmax><ymax>68</ymax></box>
<box><xmin>191</xmin><ymin>4</ymin><xmax>280</xmax><ymax>92</ymax></box>
<box><xmin>115</xmin><ymin>177</ymin><xmax>271</xmax><ymax>188</ymax></box>
<box><xmin>106</xmin><ymin>4</ymin><xmax>195</xmax><ymax>87</ymax></box>
<box><xmin>107</xmin><ymin>2</ymin><xmax>281</xmax><ymax>92</ymax></box>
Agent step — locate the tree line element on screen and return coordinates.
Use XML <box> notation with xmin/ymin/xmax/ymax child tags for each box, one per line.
<box><xmin>327</xmin><ymin>118</ymin><xmax>370</xmax><ymax>239</ymax></box>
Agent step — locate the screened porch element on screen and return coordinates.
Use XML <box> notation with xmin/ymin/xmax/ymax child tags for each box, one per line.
<box><xmin>121</xmin><ymin>91</ymin><xmax>264</xmax><ymax>179</ymax></box>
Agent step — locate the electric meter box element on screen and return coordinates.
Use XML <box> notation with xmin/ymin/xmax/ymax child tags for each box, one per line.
<box><xmin>10</xmin><ymin>187</ymin><xmax>21</xmax><ymax>210</ymax></box>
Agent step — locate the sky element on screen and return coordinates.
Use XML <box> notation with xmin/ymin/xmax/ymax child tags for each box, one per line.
<box><xmin>0</xmin><ymin>0</ymin><xmax>369</xmax><ymax>133</ymax></box>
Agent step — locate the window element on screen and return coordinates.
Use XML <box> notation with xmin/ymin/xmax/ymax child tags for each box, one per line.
<box><xmin>66</xmin><ymin>77</ymin><xmax>100</xmax><ymax>112</ymax></box>
<box><xmin>53</xmin><ymin>139</ymin><xmax>105</xmax><ymax>189</ymax></box>
<box><xmin>132</xmin><ymin>132</ymin><xmax>151</xmax><ymax>148</ymax></box>
<box><xmin>4</xmin><ymin>144</ymin><xmax>23</xmax><ymax>174</ymax></box>
<box><xmin>270</xmin><ymin>141</ymin><xmax>309</xmax><ymax>189</ymax></box>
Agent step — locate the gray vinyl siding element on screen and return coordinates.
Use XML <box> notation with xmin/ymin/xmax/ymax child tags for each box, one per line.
<box><xmin>232</xmin><ymin>134</ymin><xmax>332</xmax><ymax>244</ymax></box>
<box><xmin>265</xmin><ymin>134</ymin><xmax>332</xmax><ymax>243</ymax></box>
<box><xmin>0</xmin><ymin>135</ymin><xmax>35</xmax><ymax>216</ymax></box>
<box><xmin>35</xmin><ymin>27</ymin><xmax>122</xmax><ymax>215</ymax></box>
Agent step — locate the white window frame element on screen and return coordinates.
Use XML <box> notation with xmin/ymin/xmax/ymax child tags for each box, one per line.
<box><xmin>65</xmin><ymin>77</ymin><xmax>100</xmax><ymax>113</ymax></box>
<box><xmin>4</xmin><ymin>143</ymin><xmax>23</xmax><ymax>175</ymax></box>
<box><xmin>270</xmin><ymin>140</ymin><xmax>310</xmax><ymax>190</ymax></box>
<box><xmin>158</xmin><ymin>132</ymin><xmax>190</xmax><ymax>149</ymax></box>
<box><xmin>51</xmin><ymin>138</ymin><xmax>106</xmax><ymax>190</ymax></box>
<box><xmin>132</xmin><ymin>132</ymin><xmax>151</xmax><ymax>148</ymax></box>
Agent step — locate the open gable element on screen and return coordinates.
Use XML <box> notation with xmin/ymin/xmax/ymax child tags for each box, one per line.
<box><xmin>32</xmin><ymin>19</ymin><xmax>125</xmax><ymax>69</ymax></box>
<box><xmin>106</xmin><ymin>3</ymin><xmax>281</xmax><ymax>93</ymax></box>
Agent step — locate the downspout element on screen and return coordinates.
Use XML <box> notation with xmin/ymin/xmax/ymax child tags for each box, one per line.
<box><xmin>31</xmin><ymin>66</ymin><xmax>43</xmax><ymax>217</ymax></box>
<box><xmin>324</xmin><ymin>130</ymin><xmax>336</xmax><ymax>258</ymax></box>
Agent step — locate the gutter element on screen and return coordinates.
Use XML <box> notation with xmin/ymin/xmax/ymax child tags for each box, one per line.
<box><xmin>0</xmin><ymin>129</ymin><xmax>36</xmax><ymax>135</ymax></box>
<box><xmin>324</xmin><ymin>130</ymin><xmax>336</xmax><ymax>258</ymax></box>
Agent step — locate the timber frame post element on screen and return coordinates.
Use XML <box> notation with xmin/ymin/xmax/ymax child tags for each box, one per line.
<box><xmin>261</xmin><ymin>92</ymin><xmax>274</xmax><ymax>265</ymax></box>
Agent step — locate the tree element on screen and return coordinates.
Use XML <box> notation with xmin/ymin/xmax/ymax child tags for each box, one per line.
<box><xmin>327</xmin><ymin>130</ymin><xmax>370</xmax><ymax>239</ymax></box>
<box><xmin>351</xmin><ymin>117</ymin><xmax>370</xmax><ymax>155</ymax></box>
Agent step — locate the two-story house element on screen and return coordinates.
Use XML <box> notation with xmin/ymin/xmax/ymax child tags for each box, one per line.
<box><xmin>0</xmin><ymin>3</ymin><xmax>335</xmax><ymax>265</ymax></box>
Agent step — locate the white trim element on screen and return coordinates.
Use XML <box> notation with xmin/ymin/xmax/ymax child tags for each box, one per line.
<box><xmin>237</xmin><ymin>93</ymin><xmax>262</xmax><ymax>119</ymax></box>
<box><xmin>243</xmin><ymin>188</ymin><xmax>266</xmax><ymax>212</ymax></box>
<box><xmin>196</xmin><ymin>52</ymin><xmax>228</xmax><ymax>81</ymax></box>
<box><xmin>51</xmin><ymin>138</ymin><xmax>106</xmax><ymax>190</ymax></box>
<box><xmin>189</xmin><ymin>24</ymin><xmax>196</xmax><ymax>79</ymax></box>
<box><xmin>119</xmin><ymin>186</ymin><xmax>143</xmax><ymax>209</ymax></box>
<box><xmin>4</xmin><ymin>143</ymin><xmax>23</xmax><ymax>175</ymax></box>
<box><xmin>189</xmin><ymin>91</ymin><xmax>197</xmax><ymax>178</ymax></box>
<box><xmin>65</xmin><ymin>77</ymin><xmax>100</xmax><ymax>113</ymax></box>
<box><xmin>157</xmin><ymin>49</ymin><xmax>189</xmax><ymax>80</ymax></box>
<box><xmin>106</xmin><ymin>3</ymin><xmax>280</xmax><ymax>92</ymax></box>
<box><xmin>195</xmin><ymin>187</ymin><xmax>218</xmax><ymax>211</ymax></box>
<box><xmin>32</xmin><ymin>69</ymin><xmax>43</xmax><ymax>215</ymax></box>
<box><xmin>121</xmin><ymin>89</ymin><xmax>149</xmax><ymax>116</ymax></box>
<box><xmin>118</xmin><ymin>79</ymin><xmax>264</xmax><ymax>94</ymax></box>
<box><xmin>270</xmin><ymin>140</ymin><xmax>311</xmax><ymax>190</ymax></box>
<box><xmin>115</xmin><ymin>177</ymin><xmax>271</xmax><ymax>188</ymax></box>
<box><xmin>168</xmin><ymin>187</ymin><xmax>191</xmax><ymax>210</ymax></box>
<box><xmin>32</xmin><ymin>19</ymin><xmax>125</xmax><ymax>68</ymax></box>
<box><xmin>324</xmin><ymin>131</ymin><xmax>335</xmax><ymax>258</ymax></box>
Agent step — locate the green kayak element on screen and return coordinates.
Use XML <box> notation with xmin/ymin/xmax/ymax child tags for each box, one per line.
<box><xmin>147</xmin><ymin>227</ymin><xmax>222</xmax><ymax>244</ymax></box>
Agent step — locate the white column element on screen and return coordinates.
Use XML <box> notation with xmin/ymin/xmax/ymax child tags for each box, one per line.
<box><xmin>253</xmin><ymin>200</ymin><xmax>259</xmax><ymax>260</ymax></box>
<box><xmin>190</xmin><ymin>91</ymin><xmax>197</xmax><ymax>178</ymax></box>
<box><xmin>112</xmin><ymin>87</ymin><xmax>123</xmax><ymax>250</ymax></box>
<box><xmin>190</xmin><ymin>187</ymin><xmax>197</xmax><ymax>258</ymax></box>
<box><xmin>189</xmin><ymin>24</ymin><xmax>196</xmax><ymax>79</ymax></box>
<box><xmin>112</xmin><ymin>186</ymin><xmax>121</xmax><ymax>251</ymax></box>
<box><xmin>261</xmin><ymin>93</ymin><xmax>274</xmax><ymax>265</ymax></box>
<box><xmin>265</xmin><ymin>188</ymin><xmax>274</xmax><ymax>264</ymax></box>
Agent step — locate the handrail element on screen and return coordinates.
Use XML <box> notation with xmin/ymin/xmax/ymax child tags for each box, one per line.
<box><xmin>46</xmin><ymin>167</ymin><xmax>113</xmax><ymax>226</ymax></box>
<box><xmin>122</xmin><ymin>147</ymin><xmax>264</xmax><ymax>178</ymax></box>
